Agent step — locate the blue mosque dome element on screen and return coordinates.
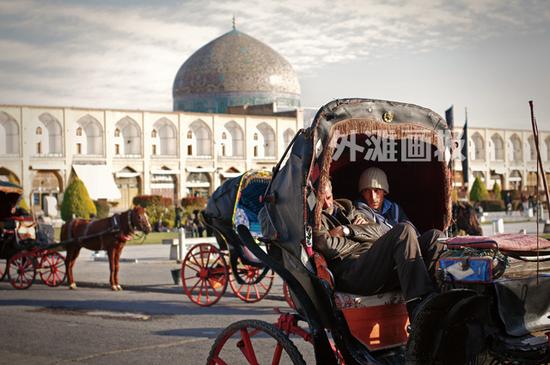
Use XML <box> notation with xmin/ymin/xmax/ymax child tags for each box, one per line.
<box><xmin>172</xmin><ymin>28</ymin><xmax>301</xmax><ymax>113</ymax></box>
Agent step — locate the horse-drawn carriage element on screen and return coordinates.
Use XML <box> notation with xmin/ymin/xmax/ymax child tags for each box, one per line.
<box><xmin>0</xmin><ymin>181</ymin><xmax>66</xmax><ymax>289</ymax></box>
<box><xmin>180</xmin><ymin>170</ymin><xmax>278</xmax><ymax>306</ymax></box>
<box><xmin>0</xmin><ymin>180</ymin><xmax>152</xmax><ymax>291</ymax></box>
<box><xmin>207</xmin><ymin>99</ymin><xmax>550</xmax><ymax>364</ymax></box>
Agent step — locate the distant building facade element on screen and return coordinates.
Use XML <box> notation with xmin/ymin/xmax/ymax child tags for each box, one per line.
<box><xmin>0</xmin><ymin>27</ymin><xmax>303</xmax><ymax>215</ymax></box>
<box><xmin>0</xmin><ymin>105</ymin><xmax>300</xmax><ymax>213</ymax></box>
<box><xmin>453</xmin><ymin>127</ymin><xmax>550</xmax><ymax>192</ymax></box>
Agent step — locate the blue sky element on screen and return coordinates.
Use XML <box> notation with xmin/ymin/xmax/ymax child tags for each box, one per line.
<box><xmin>0</xmin><ymin>0</ymin><xmax>549</xmax><ymax>129</ymax></box>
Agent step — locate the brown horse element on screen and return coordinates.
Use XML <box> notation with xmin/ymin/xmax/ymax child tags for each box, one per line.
<box><xmin>61</xmin><ymin>206</ymin><xmax>151</xmax><ymax>290</ymax></box>
<box><xmin>450</xmin><ymin>201</ymin><xmax>483</xmax><ymax>236</ymax></box>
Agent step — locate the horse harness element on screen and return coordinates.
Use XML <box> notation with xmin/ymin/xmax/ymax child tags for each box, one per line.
<box><xmin>66</xmin><ymin>210</ymin><xmax>135</xmax><ymax>249</ymax></box>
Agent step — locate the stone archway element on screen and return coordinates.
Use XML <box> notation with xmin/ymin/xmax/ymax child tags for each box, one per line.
<box><xmin>31</xmin><ymin>170</ymin><xmax>63</xmax><ymax>214</ymax></box>
<box><xmin>115</xmin><ymin>167</ymin><xmax>142</xmax><ymax>210</ymax></box>
<box><xmin>151</xmin><ymin>167</ymin><xmax>178</xmax><ymax>204</ymax></box>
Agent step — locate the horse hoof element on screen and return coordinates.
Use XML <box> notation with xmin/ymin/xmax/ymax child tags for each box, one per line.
<box><xmin>111</xmin><ymin>286</ymin><xmax>118</xmax><ymax>291</ymax></box>
<box><xmin>116</xmin><ymin>285</ymin><xmax>123</xmax><ymax>291</ymax></box>
<box><xmin>69</xmin><ymin>283</ymin><xmax>77</xmax><ymax>290</ymax></box>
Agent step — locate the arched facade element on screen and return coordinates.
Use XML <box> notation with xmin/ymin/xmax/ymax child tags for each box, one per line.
<box><xmin>75</xmin><ymin>115</ymin><xmax>103</xmax><ymax>155</ymax></box>
<box><xmin>187</xmin><ymin>119</ymin><xmax>212</xmax><ymax>157</ymax></box>
<box><xmin>527</xmin><ymin>136</ymin><xmax>536</xmax><ymax>161</ymax></box>
<box><xmin>509</xmin><ymin>134</ymin><xmax>523</xmax><ymax>162</ymax></box>
<box><xmin>152</xmin><ymin>118</ymin><xmax>177</xmax><ymax>156</ymax></box>
<box><xmin>114</xmin><ymin>117</ymin><xmax>141</xmax><ymax>156</ymax></box>
<box><xmin>256</xmin><ymin>122</ymin><xmax>276</xmax><ymax>158</ymax></box>
<box><xmin>490</xmin><ymin>133</ymin><xmax>505</xmax><ymax>161</ymax></box>
<box><xmin>471</xmin><ymin>132</ymin><xmax>485</xmax><ymax>161</ymax></box>
<box><xmin>115</xmin><ymin>166</ymin><xmax>142</xmax><ymax>209</ymax></box>
<box><xmin>37</xmin><ymin>113</ymin><xmax>63</xmax><ymax>155</ymax></box>
<box><xmin>186</xmin><ymin>171</ymin><xmax>211</xmax><ymax>197</ymax></box>
<box><xmin>0</xmin><ymin>112</ymin><xmax>19</xmax><ymax>155</ymax></box>
<box><xmin>224</xmin><ymin>121</ymin><xmax>244</xmax><ymax>157</ymax></box>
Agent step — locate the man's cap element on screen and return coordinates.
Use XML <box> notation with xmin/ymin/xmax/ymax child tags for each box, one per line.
<box><xmin>358</xmin><ymin>167</ymin><xmax>389</xmax><ymax>194</ymax></box>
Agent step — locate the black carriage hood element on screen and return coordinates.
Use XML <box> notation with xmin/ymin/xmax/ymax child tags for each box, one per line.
<box><xmin>0</xmin><ymin>181</ymin><xmax>23</xmax><ymax>221</ymax></box>
<box><xmin>260</xmin><ymin>98</ymin><xmax>452</xmax><ymax>262</ymax></box>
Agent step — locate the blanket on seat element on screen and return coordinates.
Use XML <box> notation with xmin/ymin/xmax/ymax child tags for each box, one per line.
<box><xmin>446</xmin><ymin>234</ymin><xmax>550</xmax><ymax>252</ymax></box>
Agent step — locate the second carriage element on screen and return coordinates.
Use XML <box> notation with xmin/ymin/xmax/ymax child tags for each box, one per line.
<box><xmin>0</xmin><ymin>181</ymin><xmax>66</xmax><ymax>289</ymax></box>
<box><xmin>180</xmin><ymin>170</ymin><xmax>282</xmax><ymax>306</ymax></box>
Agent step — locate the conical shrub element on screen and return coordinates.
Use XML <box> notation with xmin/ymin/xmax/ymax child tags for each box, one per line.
<box><xmin>60</xmin><ymin>177</ymin><xmax>96</xmax><ymax>221</ymax></box>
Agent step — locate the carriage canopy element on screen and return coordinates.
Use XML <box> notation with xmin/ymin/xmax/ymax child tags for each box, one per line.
<box><xmin>0</xmin><ymin>181</ymin><xmax>23</xmax><ymax>221</ymax></box>
<box><xmin>261</xmin><ymin>98</ymin><xmax>453</xmax><ymax>264</ymax></box>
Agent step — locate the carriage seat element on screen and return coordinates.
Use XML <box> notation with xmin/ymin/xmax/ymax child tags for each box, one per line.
<box><xmin>446</xmin><ymin>233</ymin><xmax>550</xmax><ymax>253</ymax></box>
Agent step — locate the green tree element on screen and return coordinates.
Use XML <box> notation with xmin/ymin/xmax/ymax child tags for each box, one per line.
<box><xmin>492</xmin><ymin>181</ymin><xmax>502</xmax><ymax>200</ymax></box>
<box><xmin>470</xmin><ymin>177</ymin><xmax>489</xmax><ymax>202</ymax></box>
<box><xmin>60</xmin><ymin>178</ymin><xmax>96</xmax><ymax>221</ymax></box>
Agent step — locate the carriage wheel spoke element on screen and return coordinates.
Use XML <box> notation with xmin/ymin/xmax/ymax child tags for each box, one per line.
<box><xmin>271</xmin><ymin>343</ymin><xmax>284</xmax><ymax>365</ymax></box>
<box><xmin>239</xmin><ymin>328</ymin><xmax>259</xmax><ymax>365</ymax></box>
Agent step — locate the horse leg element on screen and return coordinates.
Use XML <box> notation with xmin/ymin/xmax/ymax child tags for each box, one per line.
<box><xmin>107</xmin><ymin>249</ymin><xmax>118</xmax><ymax>291</ymax></box>
<box><xmin>65</xmin><ymin>246</ymin><xmax>82</xmax><ymax>289</ymax></box>
<box><xmin>114</xmin><ymin>247</ymin><xmax>123</xmax><ymax>291</ymax></box>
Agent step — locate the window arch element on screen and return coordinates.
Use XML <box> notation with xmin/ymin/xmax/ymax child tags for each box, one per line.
<box><xmin>153</xmin><ymin>118</ymin><xmax>177</xmax><ymax>156</ymax></box>
<box><xmin>0</xmin><ymin>111</ymin><xmax>19</xmax><ymax>155</ymax></box>
<box><xmin>470</xmin><ymin>132</ymin><xmax>485</xmax><ymax>161</ymax></box>
<box><xmin>224</xmin><ymin>121</ymin><xmax>244</xmax><ymax>157</ymax></box>
<box><xmin>509</xmin><ymin>134</ymin><xmax>523</xmax><ymax>162</ymax></box>
<box><xmin>115</xmin><ymin>128</ymin><xmax>120</xmax><ymax>137</ymax></box>
<box><xmin>151</xmin><ymin>129</ymin><xmax>157</xmax><ymax>138</ymax></box>
<box><xmin>38</xmin><ymin>113</ymin><xmax>63</xmax><ymax>155</ymax></box>
<box><xmin>114</xmin><ymin>117</ymin><xmax>141</xmax><ymax>156</ymax></box>
<box><xmin>76</xmin><ymin>127</ymin><xmax>82</xmax><ymax>136</ymax></box>
<box><xmin>257</xmin><ymin>122</ymin><xmax>276</xmax><ymax>158</ymax></box>
<box><xmin>527</xmin><ymin>136</ymin><xmax>536</xmax><ymax>161</ymax></box>
<box><xmin>490</xmin><ymin>133</ymin><xmax>504</xmax><ymax>161</ymax></box>
<box><xmin>36</xmin><ymin>127</ymin><xmax>42</xmax><ymax>135</ymax></box>
<box><xmin>187</xmin><ymin>120</ymin><xmax>212</xmax><ymax>157</ymax></box>
<box><xmin>76</xmin><ymin>115</ymin><xmax>103</xmax><ymax>155</ymax></box>
<box><xmin>221</xmin><ymin>132</ymin><xmax>227</xmax><ymax>140</ymax></box>
<box><xmin>187</xmin><ymin>130</ymin><xmax>192</xmax><ymax>139</ymax></box>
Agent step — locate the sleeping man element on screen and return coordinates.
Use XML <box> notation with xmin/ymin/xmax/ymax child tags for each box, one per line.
<box><xmin>314</xmin><ymin>178</ymin><xmax>443</xmax><ymax>320</ymax></box>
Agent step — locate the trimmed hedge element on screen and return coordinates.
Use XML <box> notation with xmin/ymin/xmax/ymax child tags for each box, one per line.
<box><xmin>480</xmin><ymin>199</ymin><xmax>505</xmax><ymax>212</ymax></box>
<box><xmin>470</xmin><ymin>177</ymin><xmax>489</xmax><ymax>202</ymax></box>
<box><xmin>60</xmin><ymin>178</ymin><xmax>96</xmax><ymax>221</ymax></box>
<box><xmin>133</xmin><ymin>195</ymin><xmax>172</xmax><ymax>208</ymax></box>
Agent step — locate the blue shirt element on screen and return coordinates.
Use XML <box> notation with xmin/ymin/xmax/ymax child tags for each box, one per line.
<box><xmin>354</xmin><ymin>198</ymin><xmax>411</xmax><ymax>229</ymax></box>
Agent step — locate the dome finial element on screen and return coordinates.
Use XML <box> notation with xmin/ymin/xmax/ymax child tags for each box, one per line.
<box><xmin>232</xmin><ymin>15</ymin><xmax>236</xmax><ymax>30</ymax></box>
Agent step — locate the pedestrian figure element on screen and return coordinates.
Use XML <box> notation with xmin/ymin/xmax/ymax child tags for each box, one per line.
<box><xmin>175</xmin><ymin>206</ymin><xmax>182</xmax><ymax>228</ymax></box>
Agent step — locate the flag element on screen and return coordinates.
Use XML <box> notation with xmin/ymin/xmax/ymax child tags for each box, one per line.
<box><xmin>461</xmin><ymin>108</ymin><xmax>469</xmax><ymax>185</ymax></box>
<box><xmin>445</xmin><ymin>106</ymin><xmax>455</xmax><ymax>171</ymax></box>
<box><xmin>445</xmin><ymin>105</ymin><xmax>454</xmax><ymax>130</ymax></box>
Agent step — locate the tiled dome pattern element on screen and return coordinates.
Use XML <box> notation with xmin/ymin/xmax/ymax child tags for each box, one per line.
<box><xmin>172</xmin><ymin>29</ymin><xmax>301</xmax><ymax>113</ymax></box>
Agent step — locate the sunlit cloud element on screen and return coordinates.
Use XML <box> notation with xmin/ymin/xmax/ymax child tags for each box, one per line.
<box><xmin>0</xmin><ymin>0</ymin><xmax>548</xmax><ymax>111</ymax></box>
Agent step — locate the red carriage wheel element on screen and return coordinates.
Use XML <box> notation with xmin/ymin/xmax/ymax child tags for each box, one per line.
<box><xmin>207</xmin><ymin>319</ymin><xmax>305</xmax><ymax>365</ymax></box>
<box><xmin>7</xmin><ymin>252</ymin><xmax>36</xmax><ymax>289</ymax></box>
<box><xmin>38</xmin><ymin>251</ymin><xmax>67</xmax><ymax>287</ymax></box>
<box><xmin>229</xmin><ymin>257</ymin><xmax>274</xmax><ymax>303</ymax></box>
<box><xmin>282</xmin><ymin>282</ymin><xmax>296</xmax><ymax>309</ymax></box>
<box><xmin>181</xmin><ymin>243</ymin><xmax>229</xmax><ymax>307</ymax></box>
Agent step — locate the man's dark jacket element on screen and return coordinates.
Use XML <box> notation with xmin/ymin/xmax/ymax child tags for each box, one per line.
<box><xmin>314</xmin><ymin>199</ymin><xmax>389</xmax><ymax>262</ymax></box>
